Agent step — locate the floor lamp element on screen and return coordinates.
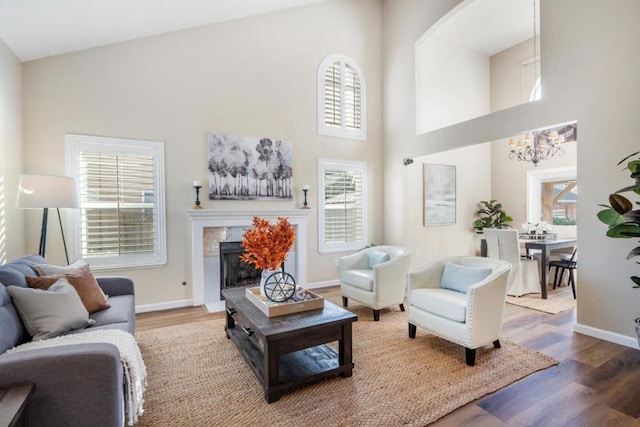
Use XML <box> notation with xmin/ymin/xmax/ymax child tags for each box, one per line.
<box><xmin>16</xmin><ymin>175</ymin><xmax>80</xmax><ymax>265</ymax></box>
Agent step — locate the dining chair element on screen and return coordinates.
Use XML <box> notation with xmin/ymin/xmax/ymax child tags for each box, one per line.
<box><xmin>548</xmin><ymin>247</ymin><xmax>577</xmax><ymax>299</ymax></box>
<box><xmin>483</xmin><ymin>229</ymin><xmax>541</xmax><ymax>296</ymax></box>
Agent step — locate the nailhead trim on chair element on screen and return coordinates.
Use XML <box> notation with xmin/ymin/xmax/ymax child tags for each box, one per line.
<box><xmin>466</xmin><ymin>286</ymin><xmax>475</xmax><ymax>345</ymax></box>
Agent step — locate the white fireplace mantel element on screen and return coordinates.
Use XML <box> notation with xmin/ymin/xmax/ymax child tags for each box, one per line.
<box><xmin>185</xmin><ymin>209</ymin><xmax>313</xmax><ymax>310</ymax></box>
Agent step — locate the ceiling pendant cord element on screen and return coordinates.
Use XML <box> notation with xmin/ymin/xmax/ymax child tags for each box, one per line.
<box><xmin>533</xmin><ymin>0</ymin><xmax>538</xmax><ymax>89</ymax></box>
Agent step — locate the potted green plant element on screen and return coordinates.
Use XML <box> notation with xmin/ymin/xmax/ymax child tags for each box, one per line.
<box><xmin>472</xmin><ymin>200</ymin><xmax>514</xmax><ymax>233</ymax></box>
<box><xmin>597</xmin><ymin>150</ymin><xmax>640</xmax><ymax>346</ymax></box>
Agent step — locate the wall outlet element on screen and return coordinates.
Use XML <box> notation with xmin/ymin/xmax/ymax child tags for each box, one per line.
<box><xmin>334</xmin><ymin>258</ymin><xmax>340</xmax><ymax>267</ymax></box>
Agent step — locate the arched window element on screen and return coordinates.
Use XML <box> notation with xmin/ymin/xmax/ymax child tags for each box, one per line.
<box><xmin>317</xmin><ymin>54</ymin><xmax>366</xmax><ymax>140</ymax></box>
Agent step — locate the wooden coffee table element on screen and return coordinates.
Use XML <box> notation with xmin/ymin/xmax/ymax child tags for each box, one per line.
<box><xmin>222</xmin><ymin>287</ymin><xmax>357</xmax><ymax>403</ymax></box>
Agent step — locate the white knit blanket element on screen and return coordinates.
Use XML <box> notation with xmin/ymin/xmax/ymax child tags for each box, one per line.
<box><xmin>7</xmin><ymin>329</ymin><xmax>147</xmax><ymax>426</ymax></box>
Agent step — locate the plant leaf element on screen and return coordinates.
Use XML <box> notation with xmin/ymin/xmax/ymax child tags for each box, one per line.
<box><xmin>616</xmin><ymin>184</ymin><xmax>639</xmax><ymax>193</ymax></box>
<box><xmin>597</xmin><ymin>208</ymin><xmax>624</xmax><ymax>226</ymax></box>
<box><xmin>622</xmin><ymin>209</ymin><xmax>640</xmax><ymax>224</ymax></box>
<box><xmin>626</xmin><ymin>246</ymin><xmax>640</xmax><ymax>260</ymax></box>
<box><xmin>617</xmin><ymin>151</ymin><xmax>640</xmax><ymax>166</ymax></box>
<box><xmin>606</xmin><ymin>223</ymin><xmax>638</xmax><ymax>238</ymax></box>
<box><xmin>610</xmin><ymin>193</ymin><xmax>633</xmax><ymax>215</ymax></box>
<box><xmin>628</xmin><ymin>160</ymin><xmax>640</xmax><ymax>173</ymax></box>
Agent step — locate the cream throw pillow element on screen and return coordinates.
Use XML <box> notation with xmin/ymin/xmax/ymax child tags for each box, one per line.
<box><xmin>7</xmin><ymin>280</ymin><xmax>95</xmax><ymax>341</ymax></box>
<box><xmin>31</xmin><ymin>259</ymin><xmax>88</xmax><ymax>276</ymax></box>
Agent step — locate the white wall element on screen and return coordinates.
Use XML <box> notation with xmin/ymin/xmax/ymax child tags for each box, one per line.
<box><xmin>20</xmin><ymin>0</ymin><xmax>383</xmax><ymax>308</ymax></box>
<box><xmin>405</xmin><ymin>142</ymin><xmax>492</xmax><ymax>267</ymax></box>
<box><xmin>548</xmin><ymin>0</ymin><xmax>640</xmax><ymax>344</ymax></box>
<box><xmin>0</xmin><ymin>38</ymin><xmax>24</xmax><ymax>262</ymax></box>
<box><xmin>416</xmin><ymin>35</ymin><xmax>490</xmax><ymax>133</ymax></box>
<box><xmin>382</xmin><ymin>0</ymin><xmax>640</xmax><ymax>347</ymax></box>
<box><xmin>490</xmin><ymin>36</ymin><xmax>538</xmax><ymax>112</ymax></box>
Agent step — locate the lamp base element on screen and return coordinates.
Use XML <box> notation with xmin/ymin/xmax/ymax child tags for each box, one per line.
<box><xmin>193</xmin><ymin>204</ymin><xmax>203</xmax><ymax>209</ymax></box>
<box><xmin>300</xmin><ymin>206</ymin><xmax>310</xmax><ymax>209</ymax></box>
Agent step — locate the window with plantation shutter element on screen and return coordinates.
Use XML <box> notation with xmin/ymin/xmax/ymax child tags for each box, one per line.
<box><xmin>318</xmin><ymin>159</ymin><xmax>367</xmax><ymax>253</ymax></box>
<box><xmin>317</xmin><ymin>54</ymin><xmax>366</xmax><ymax>140</ymax></box>
<box><xmin>66</xmin><ymin>134</ymin><xmax>166</xmax><ymax>270</ymax></box>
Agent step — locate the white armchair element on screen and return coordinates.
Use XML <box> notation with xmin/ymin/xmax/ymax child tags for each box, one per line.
<box><xmin>407</xmin><ymin>256</ymin><xmax>511</xmax><ymax>366</ymax></box>
<box><xmin>339</xmin><ymin>246</ymin><xmax>412</xmax><ymax>321</ymax></box>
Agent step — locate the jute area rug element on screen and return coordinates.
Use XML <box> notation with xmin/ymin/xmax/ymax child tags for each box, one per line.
<box><xmin>135</xmin><ymin>306</ymin><xmax>557</xmax><ymax>427</ymax></box>
<box><xmin>506</xmin><ymin>284</ymin><xmax>576</xmax><ymax>314</ymax></box>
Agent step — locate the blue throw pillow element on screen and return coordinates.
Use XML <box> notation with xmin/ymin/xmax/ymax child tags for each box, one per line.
<box><xmin>439</xmin><ymin>262</ymin><xmax>492</xmax><ymax>294</ymax></box>
<box><xmin>368</xmin><ymin>250</ymin><xmax>390</xmax><ymax>268</ymax></box>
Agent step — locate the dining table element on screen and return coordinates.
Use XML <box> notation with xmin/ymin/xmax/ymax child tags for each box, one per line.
<box><xmin>523</xmin><ymin>238</ymin><xmax>577</xmax><ymax>299</ymax></box>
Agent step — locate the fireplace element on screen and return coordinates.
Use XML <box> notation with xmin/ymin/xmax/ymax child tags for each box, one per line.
<box><xmin>185</xmin><ymin>208</ymin><xmax>312</xmax><ymax>313</ymax></box>
<box><xmin>219</xmin><ymin>241</ymin><xmax>261</xmax><ymax>298</ymax></box>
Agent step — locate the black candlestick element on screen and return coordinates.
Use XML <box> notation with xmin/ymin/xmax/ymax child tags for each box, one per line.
<box><xmin>302</xmin><ymin>189</ymin><xmax>309</xmax><ymax>209</ymax></box>
<box><xmin>193</xmin><ymin>185</ymin><xmax>202</xmax><ymax>209</ymax></box>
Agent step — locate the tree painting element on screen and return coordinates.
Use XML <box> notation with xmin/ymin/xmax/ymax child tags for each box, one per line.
<box><xmin>207</xmin><ymin>133</ymin><xmax>293</xmax><ymax>200</ymax></box>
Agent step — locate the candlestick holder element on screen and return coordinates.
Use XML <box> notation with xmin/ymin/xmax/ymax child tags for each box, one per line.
<box><xmin>302</xmin><ymin>189</ymin><xmax>310</xmax><ymax>209</ymax></box>
<box><xmin>193</xmin><ymin>185</ymin><xmax>203</xmax><ymax>209</ymax></box>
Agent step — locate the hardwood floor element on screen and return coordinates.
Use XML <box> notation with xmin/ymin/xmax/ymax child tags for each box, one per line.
<box><xmin>136</xmin><ymin>286</ymin><xmax>640</xmax><ymax>426</ymax></box>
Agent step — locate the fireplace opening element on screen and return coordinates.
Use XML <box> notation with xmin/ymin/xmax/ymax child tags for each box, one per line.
<box><xmin>219</xmin><ymin>241</ymin><xmax>261</xmax><ymax>299</ymax></box>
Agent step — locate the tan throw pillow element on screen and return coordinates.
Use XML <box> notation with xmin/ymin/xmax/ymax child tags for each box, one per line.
<box><xmin>65</xmin><ymin>265</ymin><xmax>111</xmax><ymax>314</ymax></box>
<box><xmin>25</xmin><ymin>275</ymin><xmax>59</xmax><ymax>290</ymax></box>
<box><xmin>26</xmin><ymin>265</ymin><xmax>110</xmax><ymax>314</ymax></box>
<box><xmin>7</xmin><ymin>280</ymin><xmax>94</xmax><ymax>341</ymax></box>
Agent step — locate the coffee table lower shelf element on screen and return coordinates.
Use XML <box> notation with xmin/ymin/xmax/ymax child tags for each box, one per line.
<box><xmin>226</xmin><ymin>325</ymin><xmax>352</xmax><ymax>402</ymax></box>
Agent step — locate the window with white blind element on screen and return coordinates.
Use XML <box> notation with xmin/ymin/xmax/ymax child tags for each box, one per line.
<box><xmin>317</xmin><ymin>54</ymin><xmax>366</xmax><ymax>141</ymax></box>
<box><xmin>318</xmin><ymin>159</ymin><xmax>367</xmax><ymax>253</ymax></box>
<box><xmin>66</xmin><ymin>134</ymin><xmax>166</xmax><ymax>270</ymax></box>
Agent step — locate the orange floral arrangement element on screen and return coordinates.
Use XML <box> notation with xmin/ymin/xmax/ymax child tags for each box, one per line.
<box><xmin>241</xmin><ymin>216</ymin><xmax>295</xmax><ymax>271</ymax></box>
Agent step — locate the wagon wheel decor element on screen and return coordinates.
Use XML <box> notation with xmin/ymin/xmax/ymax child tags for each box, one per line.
<box><xmin>262</xmin><ymin>270</ymin><xmax>296</xmax><ymax>302</ymax></box>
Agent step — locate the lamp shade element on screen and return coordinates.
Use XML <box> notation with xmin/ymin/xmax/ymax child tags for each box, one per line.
<box><xmin>16</xmin><ymin>175</ymin><xmax>80</xmax><ymax>209</ymax></box>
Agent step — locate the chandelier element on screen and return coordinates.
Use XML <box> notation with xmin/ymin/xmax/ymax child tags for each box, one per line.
<box><xmin>508</xmin><ymin>130</ymin><xmax>565</xmax><ymax>166</ymax></box>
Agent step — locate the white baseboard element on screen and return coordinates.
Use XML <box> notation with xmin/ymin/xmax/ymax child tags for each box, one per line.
<box><xmin>204</xmin><ymin>301</ymin><xmax>226</xmax><ymax>314</ymax></box>
<box><xmin>136</xmin><ymin>299</ymin><xmax>193</xmax><ymax>314</ymax></box>
<box><xmin>574</xmin><ymin>322</ymin><xmax>639</xmax><ymax>350</ymax></box>
<box><xmin>304</xmin><ymin>279</ymin><xmax>339</xmax><ymax>289</ymax></box>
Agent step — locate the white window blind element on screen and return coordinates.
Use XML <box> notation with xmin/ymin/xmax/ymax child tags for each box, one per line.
<box><xmin>343</xmin><ymin>63</ymin><xmax>362</xmax><ymax>130</ymax></box>
<box><xmin>318</xmin><ymin>159</ymin><xmax>367</xmax><ymax>253</ymax></box>
<box><xmin>318</xmin><ymin>54</ymin><xmax>366</xmax><ymax>140</ymax></box>
<box><xmin>323</xmin><ymin>62</ymin><xmax>341</xmax><ymax>127</ymax></box>
<box><xmin>66</xmin><ymin>134</ymin><xmax>166</xmax><ymax>270</ymax></box>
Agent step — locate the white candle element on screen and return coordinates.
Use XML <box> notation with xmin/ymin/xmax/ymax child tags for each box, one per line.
<box><xmin>303</xmin><ymin>185</ymin><xmax>309</xmax><ymax>191</ymax></box>
<box><xmin>193</xmin><ymin>180</ymin><xmax>201</xmax><ymax>187</ymax></box>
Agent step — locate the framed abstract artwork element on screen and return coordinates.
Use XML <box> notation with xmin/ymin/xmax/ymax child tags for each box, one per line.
<box><xmin>424</xmin><ymin>163</ymin><xmax>456</xmax><ymax>226</ymax></box>
<box><xmin>207</xmin><ymin>132</ymin><xmax>293</xmax><ymax>200</ymax></box>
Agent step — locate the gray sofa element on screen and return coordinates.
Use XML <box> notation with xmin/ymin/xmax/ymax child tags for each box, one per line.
<box><xmin>0</xmin><ymin>255</ymin><xmax>136</xmax><ymax>427</ymax></box>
